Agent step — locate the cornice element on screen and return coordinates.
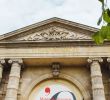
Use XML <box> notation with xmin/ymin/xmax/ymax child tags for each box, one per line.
<box><xmin>0</xmin><ymin>40</ymin><xmax>110</xmax><ymax>48</ymax></box>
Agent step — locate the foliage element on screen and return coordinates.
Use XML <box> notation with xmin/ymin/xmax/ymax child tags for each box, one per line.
<box><xmin>92</xmin><ymin>0</ymin><xmax>110</xmax><ymax>44</ymax></box>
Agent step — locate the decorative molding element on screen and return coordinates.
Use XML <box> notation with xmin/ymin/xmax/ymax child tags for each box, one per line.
<box><xmin>87</xmin><ymin>57</ymin><xmax>103</xmax><ymax>63</ymax></box>
<box><xmin>52</xmin><ymin>62</ymin><xmax>60</xmax><ymax>77</ymax></box>
<box><xmin>8</xmin><ymin>58</ymin><xmax>23</xmax><ymax>65</ymax></box>
<box><xmin>0</xmin><ymin>59</ymin><xmax>5</xmax><ymax>65</ymax></box>
<box><xmin>17</xmin><ymin>27</ymin><xmax>91</xmax><ymax>41</ymax></box>
<box><xmin>107</xmin><ymin>57</ymin><xmax>110</xmax><ymax>63</ymax></box>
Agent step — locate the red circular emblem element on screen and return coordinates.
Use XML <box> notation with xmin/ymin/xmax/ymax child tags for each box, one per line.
<box><xmin>45</xmin><ymin>87</ymin><xmax>50</xmax><ymax>95</ymax></box>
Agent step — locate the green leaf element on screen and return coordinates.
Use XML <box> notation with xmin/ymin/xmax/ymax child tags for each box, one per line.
<box><xmin>101</xmin><ymin>26</ymin><xmax>110</xmax><ymax>39</ymax></box>
<box><xmin>98</xmin><ymin>0</ymin><xmax>104</xmax><ymax>3</ymax></box>
<box><xmin>92</xmin><ymin>32</ymin><xmax>104</xmax><ymax>44</ymax></box>
<box><xmin>94</xmin><ymin>0</ymin><xmax>110</xmax><ymax>44</ymax></box>
<box><xmin>100</xmin><ymin>26</ymin><xmax>107</xmax><ymax>38</ymax></box>
<box><xmin>107</xmin><ymin>9</ymin><xmax>110</xmax><ymax>17</ymax></box>
<box><xmin>105</xmin><ymin>26</ymin><xmax>110</xmax><ymax>39</ymax></box>
<box><xmin>107</xmin><ymin>23</ymin><xmax>110</xmax><ymax>26</ymax></box>
<box><xmin>103</xmin><ymin>9</ymin><xmax>110</xmax><ymax>23</ymax></box>
<box><xmin>92</xmin><ymin>25</ymin><xmax>110</xmax><ymax>44</ymax></box>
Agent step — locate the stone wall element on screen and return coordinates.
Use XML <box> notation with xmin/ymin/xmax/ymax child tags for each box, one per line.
<box><xmin>20</xmin><ymin>65</ymin><xmax>91</xmax><ymax>100</ymax></box>
<box><xmin>0</xmin><ymin>63</ymin><xmax>109</xmax><ymax>100</ymax></box>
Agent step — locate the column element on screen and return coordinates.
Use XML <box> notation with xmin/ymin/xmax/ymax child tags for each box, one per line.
<box><xmin>5</xmin><ymin>59</ymin><xmax>23</xmax><ymax>100</ymax></box>
<box><xmin>107</xmin><ymin>57</ymin><xmax>110</xmax><ymax>99</ymax></box>
<box><xmin>88</xmin><ymin>57</ymin><xmax>106</xmax><ymax>100</ymax></box>
<box><xmin>0</xmin><ymin>59</ymin><xmax>5</xmax><ymax>82</ymax></box>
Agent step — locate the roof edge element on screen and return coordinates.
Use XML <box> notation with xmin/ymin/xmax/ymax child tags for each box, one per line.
<box><xmin>0</xmin><ymin>17</ymin><xmax>99</xmax><ymax>40</ymax></box>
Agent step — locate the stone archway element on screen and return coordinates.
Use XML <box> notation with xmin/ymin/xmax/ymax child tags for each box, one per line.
<box><xmin>22</xmin><ymin>73</ymin><xmax>91</xmax><ymax>100</ymax></box>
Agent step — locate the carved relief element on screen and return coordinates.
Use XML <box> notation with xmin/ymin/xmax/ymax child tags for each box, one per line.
<box><xmin>17</xmin><ymin>27</ymin><xmax>91</xmax><ymax>41</ymax></box>
<box><xmin>52</xmin><ymin>62</ymin><xmax>60</xmax><ymax>77</ymax></box>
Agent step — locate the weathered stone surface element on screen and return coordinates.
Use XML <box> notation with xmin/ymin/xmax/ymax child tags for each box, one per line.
<box><xmin>88</xmin><ymin>58</ymin><xmax>106</xmax><ymax>100</ymax></box>
<box><xmin>0</xmin><ymin>18</ymin><xmax>109</xmax><ymax>100</ymax></box>
<box><xmin>0</xmin><ymin>59</ymin><xmax>5</xmax><ymax>82</ymax></box>
<box><xmin>4</xmin><ymin>59</ymin><xmax>23</xmax><ymax>100</ymax></box>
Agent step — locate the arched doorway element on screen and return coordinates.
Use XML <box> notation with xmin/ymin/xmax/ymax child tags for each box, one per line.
<box><xmin>29</xmin><ymin>79</ymin><xmax>83</xmax><ymax>100</ymax></box>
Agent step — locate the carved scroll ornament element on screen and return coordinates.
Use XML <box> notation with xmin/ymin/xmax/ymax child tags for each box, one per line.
<box><xmin>18</xmin><ymin>27</ymin><xmax>91</xmax><ymax>41</ymax></box>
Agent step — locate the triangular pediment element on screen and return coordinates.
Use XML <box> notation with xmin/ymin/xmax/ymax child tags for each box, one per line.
<box><xmin>0</xmin><ymin>17</ymin><xmax>98</xmax><ymax>42</ymax></box>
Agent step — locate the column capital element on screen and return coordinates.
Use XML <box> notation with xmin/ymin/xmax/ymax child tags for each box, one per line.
<box><xmin>8</xmin><ymin>58</ymin><xmax>23</xmax><ymax>65</ymax></box>
<box><xmin>87</xmin><ymin>57</ymin><xmax>103</xmax><ymax>63</ymax></box>
<box><xmin>107</xmin><ymin>57</ymin><xmax>110</xmax><ymax>63</ymax></box>
<box><xmin>0</xmin><ymin>59</ymin><xmax>5</xmax><ymax>65</ymax></box>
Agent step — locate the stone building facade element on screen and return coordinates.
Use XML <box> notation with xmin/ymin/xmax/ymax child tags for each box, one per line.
<box><xmin>0</xmin><ymin>17</ymin><xmax>110</xmax><ymax>100</ymax></box>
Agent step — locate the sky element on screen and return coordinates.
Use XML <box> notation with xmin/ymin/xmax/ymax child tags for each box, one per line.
<box><xmin>0</xmin><ymin>0</ymin><xmax>109</xmax><ymax>35</ymax></box>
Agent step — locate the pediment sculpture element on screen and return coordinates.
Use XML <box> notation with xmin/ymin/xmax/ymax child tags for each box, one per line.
<box><xmin>18</xmin><ymin>27</ymin><xmax>91</xmax><ymax>41</ymax></box>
